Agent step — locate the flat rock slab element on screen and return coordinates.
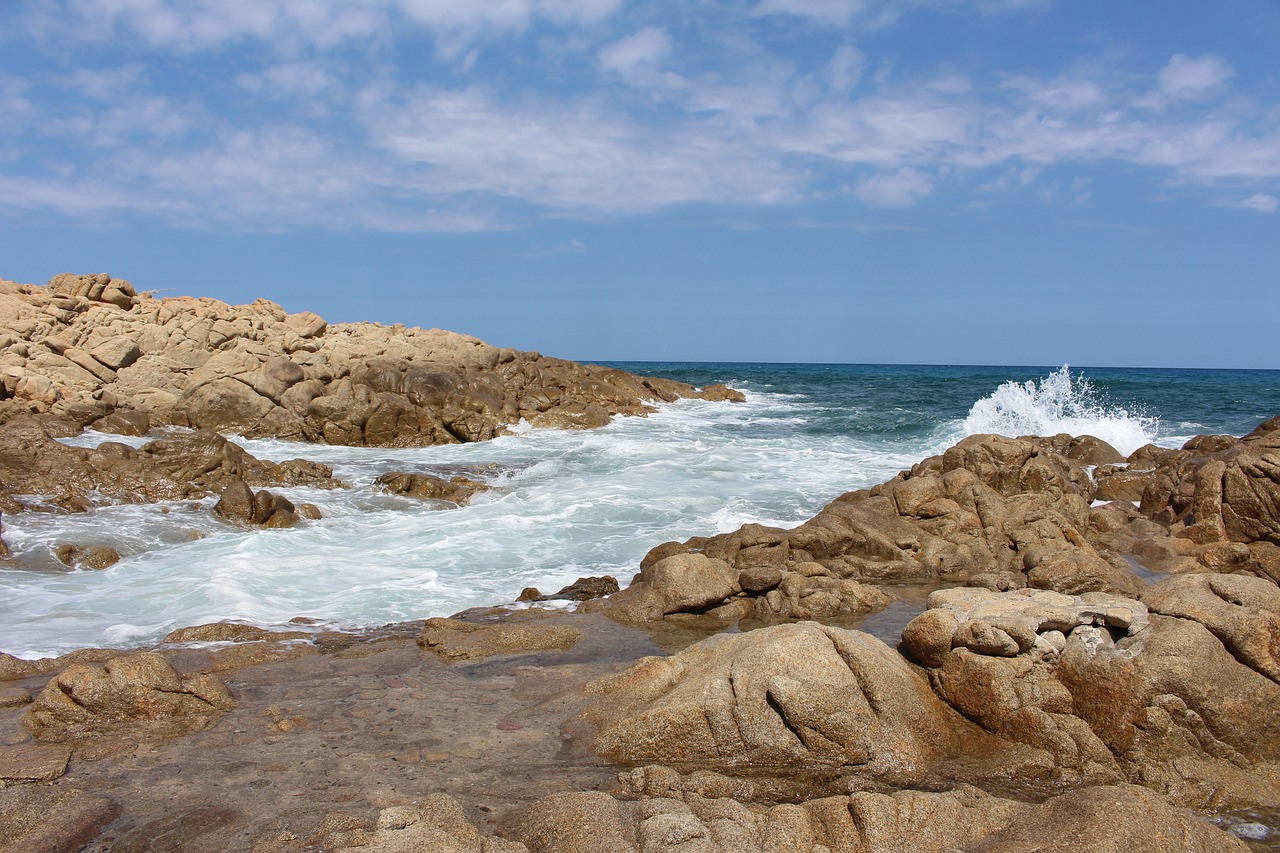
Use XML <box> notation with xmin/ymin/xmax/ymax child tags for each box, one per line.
<box><xmin>0</xmin><ymin>743</ymin><xmax>72</xmax><ymax>782</ymax></box>
<box><xmin>0</xmin><ymin>785</ymin><xmax>119</xmax><ymax>853</ymax></box>
<box><xmin>0</xmin><ymin>687</ymin><xmax>30</xmax><ymax>710</ymax></box>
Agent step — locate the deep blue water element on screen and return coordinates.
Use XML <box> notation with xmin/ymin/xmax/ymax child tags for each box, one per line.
<box><xmin>602</xmin><ymin>362</ymin><xmax>1280</xmax><ymax>446</ymax></box>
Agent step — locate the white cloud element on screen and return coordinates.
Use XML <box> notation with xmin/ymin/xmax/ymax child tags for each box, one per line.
<box><xmin>1238</xmin><ymin>193</ymin><xmax>1278</xmax><ymax>214</ymax></box>
<box><xmin>752</xmin><ymin>0</ymin><xmax>869</xmax><ymax>25</ymax></box>
<box><xmin>2</xmin><ymin>5</ymin><xmax>1278</xmax><ymax>231</ymax></box>
<box><xmin>25</xmin><ymin>0</ymin><xmax>620</xmax><ymax>53</ymax></box>
<box><xmin>828</xmin><ymin>44</ymin><xmax>864</xmax><ymax>91</ymax></box>
<box><xmin>236</xmin><ymin>62</ymin><xmax>340</xmax><ymax>98</ymax></box>
<box><xmin>855</xmin><ymin>167</ymin><xmax>933</xmax><ymax>205</ymax></box>
<box><xmin>598</xmin><ymin>27</ymin><xmax>672</xmax><ymax>80</ymax></box>
<box><xmin>1158</xmin><ymin>54</ymin><xmax>1234</xmax><ymax>100</ymax></box>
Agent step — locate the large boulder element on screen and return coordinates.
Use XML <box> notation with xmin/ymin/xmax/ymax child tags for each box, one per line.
<box><xmin>901</xmin><ymin>586</ymin><xmax>1280</xmax><ymax>809</ymax></box>
<box><xmin>582</xmin><ymin>623</ymin><xmax>977</xmax><ymax>787</ymax></box>
<box><xmin>23</xmin><ymin>652</ymin><xmax>235</xmax><ymax>744</ymax></box>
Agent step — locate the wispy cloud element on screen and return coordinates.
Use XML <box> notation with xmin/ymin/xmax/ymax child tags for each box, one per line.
<box><xmin>1</xmin><ymin>3</ymin><xmax>1278</xmax><ymax>232</ymax></box>
<box><xmin>1235</xmin><ymin>193</ymin><xmax>1278</xmax><ymax>214</ymax></box>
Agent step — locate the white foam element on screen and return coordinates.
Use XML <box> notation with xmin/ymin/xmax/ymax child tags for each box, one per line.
<box><xmin>963</xmin><ymin>365</ymin><xmax>1159</xmax><ymax>457</ymax></box>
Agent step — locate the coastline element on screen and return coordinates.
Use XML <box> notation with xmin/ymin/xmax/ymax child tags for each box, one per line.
<box><xmin>4</xmin><ymin>274</ymin><xmax>1280</xmax><ymax>850</ymax></box>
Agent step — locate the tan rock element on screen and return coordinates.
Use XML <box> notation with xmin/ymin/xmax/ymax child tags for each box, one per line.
<box><xmin>417</xmin><ymin>616</ymin><xmax>583</xmax><ymax>662</ymax></box>
<box><xmin>23</xmin><ymin>651</ymin><xmax>235</xmax><ymax>744</ymax></box>
<box><xmin>585</xmin><ymin>623</ymin><xmax>966</xmax><ymax>784</ymax></box>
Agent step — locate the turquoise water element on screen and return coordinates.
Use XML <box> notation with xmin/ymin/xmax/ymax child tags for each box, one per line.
<box><xmin>1</xmin><ymin>363</ymin><xmax>1278</xmax><ymax>657</ymax></box>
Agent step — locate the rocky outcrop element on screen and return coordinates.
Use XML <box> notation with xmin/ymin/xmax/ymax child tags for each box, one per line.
<box><xmin>590</xmin><ymin>435</ymin><xmax>1145</xmax><ymax>626</ymax></box>
<box><xmin>509</xmin><ymin>779</ymin><xmax>1245</xmax><ymax>853</ymax></box>
<box><xmin>337</xmin><ymin>795</ymin><xmax>529</xmax><ymax>852</ymax></box>
<box><xmin>518</xmin><ymin>575</ymin><xmax>620</xmax><ymax>603</ymax></box>
<box><xmin>211</xmin><ymin>480</ymin><xmax>308</xmax><ymax>528</ymax></box>
<box><xmin>0</xmin><ymin>274</ymin><xmax>743</xmax><ymax>447</ymax></box>
<box><xmin>23</xmin><ymin>652</ymin><xmax>236</xmax><ymax>745</ymax></box>
<box><xmin>417</xmin><ymin>615</ymin><xmax>583</xmax><ymax>662</ymax></box>
<box><xmin>586</xmin><ymin>541</ymin><xmax>891</xmax><ymax>623</ymax></box>
<box><xmin>581</xmin><ymin>622</ymin><xmax>990</xmax><ymax>786</ymax></box>
<box><xmin>374</xmin><ymin>471</ymin><xmax>489</xmax><ymax>505</ymax></box>
<box><xmin>0</xmin><ymin>418</ymin><xmax>342</xmax><ymax>512</ymax></box>
<box><xmin>897</xmin><ymin>584</ymin><xmax>1280</xmax><ymax>809</ymax></box>
<box><xmin>52</xmin><ymin>544</ymin><xmax>121</xmax><ymax>570</ymax></box>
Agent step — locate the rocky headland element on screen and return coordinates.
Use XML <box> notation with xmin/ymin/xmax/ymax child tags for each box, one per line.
<box><xmin>2</xmin><ymin>273</ymin><xmax>1279</xmax><ymax>851</ymax></box>
<box><xmin>0</xmin><ymin>273</ymin><xmax>741</xmax><ymax>449</ymax></box>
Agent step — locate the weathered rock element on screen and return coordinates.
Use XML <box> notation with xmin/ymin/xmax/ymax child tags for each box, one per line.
<box><xmin>23</xmin><ymin>651</ymin><xmax>236</xmax><ymax>744</ymax></box>
<box><xmin>596</xmin><ymin>434</ymin><xmax>1120</xmax><ymax>606</ymax></box>
<box><xmin>335</xmin><ymin>794</ymin><xmax>528</xmax><ymax>853</ymax></box>
<box><xmin>2</xmin><ymin>274</ymin><xmax>740</xmax><ymax>446</ymax></box>
<box><xmin>374</xmin><ymin>471</ymin><xmax>488</xmax><ymax>505</ymax></box>
<box><xmin>52</xmin><ymin>543</ymin><xmax>121</xmax><ymax>570</ymax></box>
<box><xmin>961</xmin><ymin>784</ymin><xmax>1248</xmax><ymax>852</ymax></box>
<box><xmin>0</xmin><ymin>419</ymin><xmax>341</xmax><ymax>510</ymax></box>
<box><xmin>903</xmin><ymin>586</ymin><xmax>1280</xmax><ymax>809</ymax></box>
<box><xmin>520</xmin><ymin>576</ymin><xmax>620</xmax><ymax>602</ymax></box>
<box><xmin>0</xmin><ymin>743</ymin><xmax>72</xmax><ymax>783</ymax></box>
<box><xmin>0</xmin><ymin>785</ymin><xmax>121</xmax><ymax>853</ymax></box>
<box><xmin>90</xmin><ymin>409</ymin><xmax>151</xmax><ymax>436</ymax></box>
<box><xmin>418</xmin><ymin>616</ymin><xmax>583</xmax><ymax>662</ymax></box>
<box><xmin>211</xmin><ymin>480</ymin><xmax>301</xmax><ymax>528</ymax></box>
<box><xmin>583</xmin><ymin>623</ymin><xmax>974</xmax><ymax>785</ymax></box>
<box><xmin>1141</xmin><ymin>419</ymin><xmax>1280</xmax><ymax>547</ymax></box>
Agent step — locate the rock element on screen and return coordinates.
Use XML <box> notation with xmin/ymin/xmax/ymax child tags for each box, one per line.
<box><xmin>52</xmin><ymin>544</ymin><xmax>121</xmax><ymax>570</ymax></box>
<box><xmin>0</xmin><ymin>743</ymin><xmax>72</xmax><ymax>783</ymax></box>
<box><xmin>901</xmin><ymin>585</ymin><xmax>1280</xmax><ymax>808</ymax></box>
<box><xmin>523</xmin><ymin>576</ymin><xmax>620</xmax><ymax>602</ymax></box>
<box><xmin>1140</xmin><ymin>422</ymin><xmax>1280</xmax><ymax>546</ymax></box>
<box><xmin>0</xmin><ymin>419</ymin><xmax>341</xmax><ymax>510</ymax></box>
<box><xmin>212</xmin><ymin>480</ymin><xmax>301</xmax><ymax>528</ymax></box>
<box><xmin>0</xmin><ymin>510</ymin><xmax>8</xmax><ymax>560</ymax></box>
<box><xmin>605</xmin><ymin>434</ymin><xmax>1109</xmax><ymax>598</ymax></box>
<box><xmin>334</xmin><ymin>794</ymin><xmax>527</xmax><ymax>853</ymax></box>
<box><xmin>974</xmin><ymin>784</ymin><xmax>1250</xmax><ymax>852</ymax></box>
<box><xmin>417</xmin><ymin>616</ymin><xmax>583</xmax><ymax>662</ymax></box>
<box><xmin>374</xmin><ymin>471</ymin><xmax>488</xmax><ymax>505</ymax></box>
<box><xmin>1024</xmin><ymin>549</ymin><xmax>1142</xmax><ymax>596</ymax></box>
<box><xmin>583</xmin><ymin>623</ymin><xmax>971</xmax><ymax>784</ymax></box>
<box><xmin>162</xmin><ymin>623</ymin><xmax>311</xmax><ymax>644</ymax></box>
<box><xmin>1142</xmin><ymin>572</ymin><xmax>1280</xmax><ymax>682</ymax></box>
<box><xmin>89</xmin><ymin>336</ymin><xmax>141</xmax><ymax>371</ymax></box>
<box><xmin>516</xmin><ymin>792</ymin><xmax>634</xmax><ymax>853</ymax></box>
<box><xmin>3</xmin><ymin>274</ymin><xmax>741</xmax><ymax>446</ymax></box>
<box><xmin>90</xmin><ymin>409</ymin><xmax>151</xmax><ymax>436</ymax></box>
<box><xmin>23</xmin><ymin>651</ymin><xmax>236</xmax><ymax>744</ymax></box>
<box><xmin>0</xmin><ymin>687</ymin><xmax>31</xmax><ymax>709</ymax></box>
<box><xmin>0</xmin><ymin>785</ymin><xmax>121</xmax><ymax>853</ymax></box>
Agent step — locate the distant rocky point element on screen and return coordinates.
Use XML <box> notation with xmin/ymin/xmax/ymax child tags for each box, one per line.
<box><xmin>0</xmin><ymin>272</ymin><xmax>743</xmax><ymax>446</ymax></box>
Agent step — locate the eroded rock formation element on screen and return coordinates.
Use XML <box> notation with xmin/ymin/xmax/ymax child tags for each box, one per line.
<box><xmin>0</xmin><ymin>274</ymin><xmax>743</xmax><ymax>448</ymax></box>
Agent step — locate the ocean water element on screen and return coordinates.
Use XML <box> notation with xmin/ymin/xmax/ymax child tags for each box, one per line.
<box><xmin>2</xmin><ymin>363</ymin><xmax>1279</xmax><ymax>659</ymax></box>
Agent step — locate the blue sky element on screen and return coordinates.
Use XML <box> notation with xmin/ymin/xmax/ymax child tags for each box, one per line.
<box><xmin>1</xmin><ymin>1</ymin><xmax>1277</xmax><ymax>367</ymax></box>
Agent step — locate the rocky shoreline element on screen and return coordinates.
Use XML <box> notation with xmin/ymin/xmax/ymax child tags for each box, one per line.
<box><xmin>2</xmin><ymin>274</ymin><xmax>1280</xmax><ymax>851</ymax></box>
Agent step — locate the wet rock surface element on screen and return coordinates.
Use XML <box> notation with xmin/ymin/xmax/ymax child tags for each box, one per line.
<box><xmin>0</xmin><ymin>418</ymin><xmax>344</xmax><ymax>513</ymax></box>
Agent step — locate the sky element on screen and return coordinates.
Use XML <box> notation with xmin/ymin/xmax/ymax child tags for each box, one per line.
<box><xmin>0</xmin><ymin>1</ymin><xmax>1277</xmax><ymax>368</ymax></box>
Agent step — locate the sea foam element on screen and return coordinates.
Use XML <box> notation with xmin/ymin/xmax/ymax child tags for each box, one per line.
<box><xmin>963</xmin><ymin>365</ymin><xmax>1159</xmax><ymax>457</ymax></box>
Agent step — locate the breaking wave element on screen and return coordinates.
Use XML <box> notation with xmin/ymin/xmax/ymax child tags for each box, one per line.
<box><xmin>963</xmin><ymin>365</ymin><xmax>1158</xmax><ymax>457</ymax></box>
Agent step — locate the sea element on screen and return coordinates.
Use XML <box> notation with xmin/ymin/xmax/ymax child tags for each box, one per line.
<box><xmin>2</xmin><ymin>363</ymin><xmax>1279</xmax><ymax>660</ymax></box>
